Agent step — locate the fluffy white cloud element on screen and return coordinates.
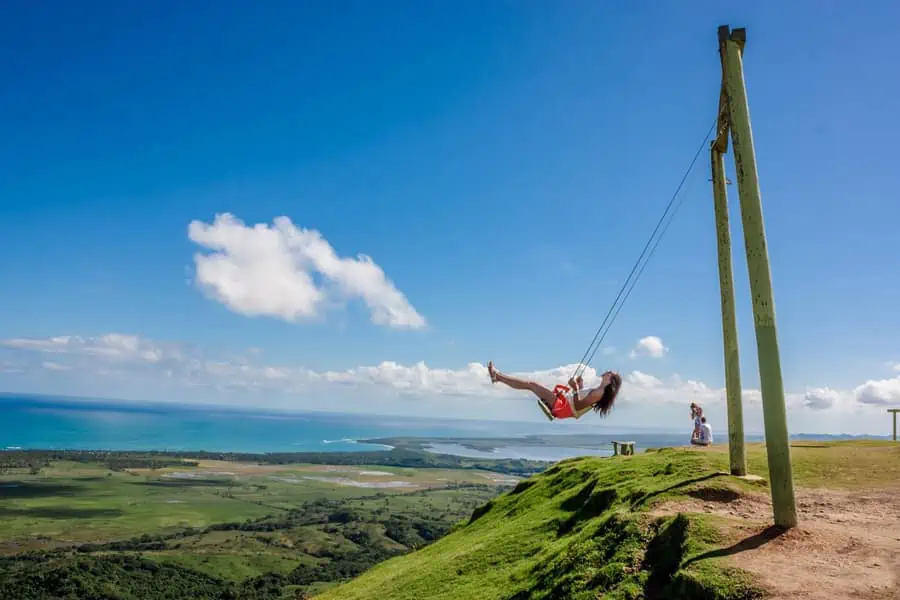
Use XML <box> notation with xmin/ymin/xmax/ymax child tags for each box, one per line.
<box><xmin>788</xmin><ymin>377</ymin><xmax>900</xmax><ymax>412</ymax></box>
<box><xmin>187</xmin><ymin>213</ymin><xmax>426</xmax><ymax>329</ymax></box>
<box><xmin>629</xmin><ymin>336</ymin><xmax>668</xmax><ymax>359</ymax></box>
<box><xmin>627</xmin><ymin>370</ymin><xmax>663</xmax><ymax>388</ymax></box>
<box><xmin>803</xmin><ymin>387</ymin><xmax>844</xmax><ymax>410</ymax></box>
<box><xmin>853</xmin><ymin>378</ymin><xmax>900</xmax><ymax>407</ymax></box>
<box><xmin>3</xmin><ymin>333</ymin><xmax>897</xmax><ymax>432</ymax></box>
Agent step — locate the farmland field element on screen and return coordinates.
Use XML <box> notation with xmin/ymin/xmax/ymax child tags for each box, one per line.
<box><xmin>0</xmin><ymin>451</ymin><xmax>518</xmax><ymax>597</ymax></box>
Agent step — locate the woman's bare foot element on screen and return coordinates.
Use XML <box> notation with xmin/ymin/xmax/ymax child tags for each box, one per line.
<box><xmin>487</xmin><ymin>361</ymin><xmax>497</xmax><ymax>383</ymax></box>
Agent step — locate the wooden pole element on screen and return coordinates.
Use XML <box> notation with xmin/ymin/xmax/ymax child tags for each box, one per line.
<box><xmin>721</xmin><ymin>26</ymin><xmax>797</xmax><ymax>528</ymax></box>
<box><xmin>890</xmin><ymin>409</ymin><xmax>899</xmax><ymax>441</ymax></box>
<box><xmin>711</xmin><ymin>145</ymin><xmax>747</xmax><ymax>476</ymax></box>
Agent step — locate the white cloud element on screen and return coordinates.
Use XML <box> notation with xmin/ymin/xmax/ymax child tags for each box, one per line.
<box><xmin>629</xmin><ymin>335</ymin><xmax>668</xmax><ymax>359</ymax></box>
<box><xmin>2</xmin><ymin>334</ymin><xmax>175</xmax><ymax>364</ymax></box>
<box><xmin>187</xmin><ymin>213</ymin><xmax>426</xmax><ymax>330</ymax></box>
<box><xmin>2</xmin><ymin>336</ymin><xmax>77</xmax><ymax>353</ymax></box>
<box><xmin>803</xmin><ymin>387</ymin><xmax>844</xmax><ymax>411</ymax></box>
<box><xmin>853</xmin><ymin>377</ymin><xmax>900</xmax><ymax>407</ymax></box>
<box><xmin>627</xmin><ymin>370</ymin><xmax>662</xmax><ymax>388</ymax></box>
<box><xmin>2</xmin><ymin>333</ymin><xmax>898</xmax><ymax>433</ymax></box>
<box><xmin>41</xmin><ymin>361</ymin><xmax>72</xmax><ymax>371</ymax></box>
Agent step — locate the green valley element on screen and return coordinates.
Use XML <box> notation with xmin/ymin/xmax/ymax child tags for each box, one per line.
<box><xmin>2</xmin><ymin>442</ymin><xmax>898</xmax><ymax>599</ymax></box>
<box><xmin>0</xmin><ymin>449</ymin><xmax>523</xmax><ymax>599</ymax></box>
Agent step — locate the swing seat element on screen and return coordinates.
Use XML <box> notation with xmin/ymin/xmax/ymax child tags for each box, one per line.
<box><xmin>537</xmin><ymin>399</ymin><xmax>555</xmax><ymax>421</ymax></box>
<box><xmin>538</xmin><ymin>384</ymin><xmax>572</xmax><ymax>421</ymax></box>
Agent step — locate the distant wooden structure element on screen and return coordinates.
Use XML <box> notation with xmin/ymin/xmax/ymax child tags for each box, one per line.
<box><xmin>889</xmin><ymin>409</ymin><xmax>899</xmax><ymax>441</ymax></box>
<box><xmin>612</xmin><ymin>441</ymin><xmax>635</xmax><ymax>456</ymax></box>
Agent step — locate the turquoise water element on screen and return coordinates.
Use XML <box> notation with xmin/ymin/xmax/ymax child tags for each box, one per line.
<box><xmin>0</xmin><ymin>395</ymin><xmax>547</xmax><ymax>453</ymax></box>
<box><xmin>0</xmin><ymin>394</ymin><xmax>605</xmax><ymax>458</ymax></box>
<box><xmin>1</xmin><ymin>395</ymin><xmax>858</xmax><ymax>461</ymax></box>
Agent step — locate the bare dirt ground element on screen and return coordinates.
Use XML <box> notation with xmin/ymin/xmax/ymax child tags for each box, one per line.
<box><xmin>652</xmin><ymin>485</ymin><xmax>900</xmax><ymax>599</ymax></box>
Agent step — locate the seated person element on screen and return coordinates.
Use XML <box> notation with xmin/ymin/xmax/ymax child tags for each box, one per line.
<box><xmin>699</xmin><ymin>417</ymin><xmax>713</xmax><ymax>444</ymax></box>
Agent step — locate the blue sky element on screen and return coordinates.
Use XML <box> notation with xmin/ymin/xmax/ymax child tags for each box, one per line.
<box><xmin>1</xmin><ymin>0</ymin><xmax>898</xmax><ymax>435</ymax></box>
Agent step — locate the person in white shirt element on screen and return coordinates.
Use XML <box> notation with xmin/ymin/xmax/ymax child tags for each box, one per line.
<box><xmin>699</xmin><ymin>417</ymin><xmax>713</xmax><ymax>444</ymax></box>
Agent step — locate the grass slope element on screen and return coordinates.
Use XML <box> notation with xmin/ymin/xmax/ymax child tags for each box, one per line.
<box><xmin>315</xmin><ymin>441</ymin><xmax>900</xmax><ymax>600</ymax></box>
<box><xmin>313</xmin><ymin>448</ymin><xmax>760</xmax><ymax>600</ymax></box>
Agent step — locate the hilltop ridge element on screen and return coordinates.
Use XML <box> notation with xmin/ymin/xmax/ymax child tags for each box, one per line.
<box><xmin>315</xmin><ymin>441</ymin><xmax>900</xmax><ymax>600</ymax></box>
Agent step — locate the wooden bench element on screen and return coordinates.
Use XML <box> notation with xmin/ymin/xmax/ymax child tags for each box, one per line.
<box><xmin>611</xmin><ymin>441</ymin><xmax>635</xmax><ymax>456</ymax></box>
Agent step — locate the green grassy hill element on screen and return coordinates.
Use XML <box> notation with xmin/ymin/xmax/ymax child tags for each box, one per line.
<box><xmin>313</xmin><ymin>441</ymin><xmax>900</xmax><ymax>600</ymax></box>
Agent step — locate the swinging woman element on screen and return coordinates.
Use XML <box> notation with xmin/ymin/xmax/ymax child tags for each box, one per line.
<box><xmin>487</xmin><ymin>361</ymin><xmax>623</xmax><ymax>420</ymax></box>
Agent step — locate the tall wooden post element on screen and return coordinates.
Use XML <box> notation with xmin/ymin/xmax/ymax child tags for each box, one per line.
<box><xmin>720</xmin><ymin>25</ymin><xmax>797</xmax><ymax>528</ymax></box>
<box><xmin>711</xmin><ymin>143</ymin><xmax>746</xmax><ymax>476</ymax></box>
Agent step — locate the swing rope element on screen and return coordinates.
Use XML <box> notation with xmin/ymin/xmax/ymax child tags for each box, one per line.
<box><xmin>571</xmin><ymin>118</ymin><xmax>718</xmax><ymax>382</ymax></box>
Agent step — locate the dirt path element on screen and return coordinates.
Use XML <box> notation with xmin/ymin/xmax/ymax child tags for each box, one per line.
<box><xmin>652</xmin><ymin>486</ymin><xmax>900</xmax><ymax>599</ymax></box>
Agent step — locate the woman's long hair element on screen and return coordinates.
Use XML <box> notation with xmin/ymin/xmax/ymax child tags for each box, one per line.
<box><xmin>592</xmin><ymin>371</ymin><xmax>622</xmax><ymax>416</ymax></box>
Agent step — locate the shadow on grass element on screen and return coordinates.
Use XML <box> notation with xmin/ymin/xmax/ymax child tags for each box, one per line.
<box><xmin>468</xmin><ymin>499</ymin><xmax>495</xmax><ymax>524</ymax></box>
<box><xmin>0</xmin><ymin>506</ymin><xmax>123</xmax><ymax>519</ymax></box>
<box><xmin>507</xmin><ymin>480</ymin><xmax>536</xmax><ymax>497</ymax></box>
<box><xmin>546</xmin><ymin>466</ymin><xmax>594</xmax><ymax>495</ymax></box>
<box><xmin>556</xmin><ymin>481</ymin><xmax>617</xmax><ymax>537</ymax></box>
<box><xmin>513</xmin><ymin>512</ymin><xmax>640</xmax><ymax>600</ymax></box>
<box><xmin>0</xmin><ymin>482</ymin><xmax>80</xmax><ymax>499</ymax></box>
<box><xmin>682</xmin><ymin>525</ymin><xmax>787</xmax><ymax>567</ymax></box>
<box><xmin>630</xmin><ymin>473</ymin><xmax>726</xmax><ymax>508</ymax></box>
<box><xmin>642</xmin><ymin>514</ymin><xmax>689</xmax><ymax>599</ymax></box>
<box><xmin>560</xmin><ymin>479</ymin><xmax>597</xmax><ymax>511</ymax></box>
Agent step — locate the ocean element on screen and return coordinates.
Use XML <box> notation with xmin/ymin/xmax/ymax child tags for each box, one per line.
<box><xmin>0</xmin><ymin>394</ymin><xmax>875</xmax><ymax>461</ymax></box>
<box><xmin>0</xmin><ymin>395</ymin><xmax>541</xmax><ymax>452</ymax></box>
<box><xmin>0</xmin><ymin>394</ymin><xmax>712</xmax><ymax>460</ymax></box>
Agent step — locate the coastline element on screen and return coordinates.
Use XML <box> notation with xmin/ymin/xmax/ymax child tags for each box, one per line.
<box><xmin>4</xmin><ymin>432</ymin><xmax>888</xmax><ymax>464</ymax></box>
<box><xmin>2</xmin><ymin>394</ymin><xmax>890</xmax><ymax>463</ymax></box>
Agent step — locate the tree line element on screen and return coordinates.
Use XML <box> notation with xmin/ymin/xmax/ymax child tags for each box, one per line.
<box><xmin>0</xmin><ymin>447</ymin><xmax>548</xmax><ymax>476</ymax></box>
